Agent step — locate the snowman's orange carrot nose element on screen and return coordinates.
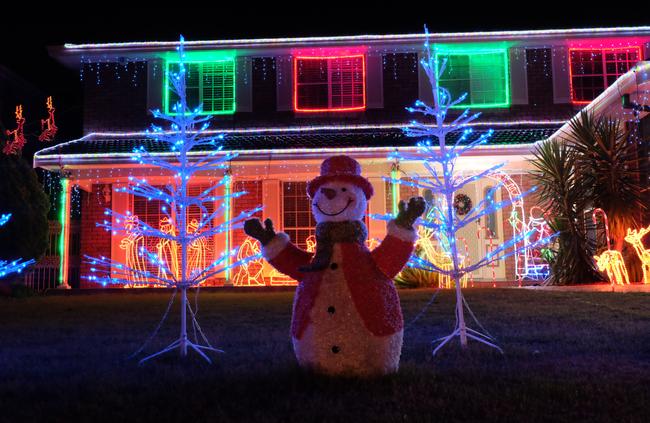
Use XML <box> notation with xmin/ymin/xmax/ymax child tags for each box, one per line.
<box><xmin>321</xmin><ymin>187</ymin><xmax>337</xmax><ymax>200</ymax></box>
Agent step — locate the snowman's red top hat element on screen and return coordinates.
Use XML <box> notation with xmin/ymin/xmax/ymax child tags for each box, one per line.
<box><xmin>307</xmin><ymin>155</ymin><xmax>374</xmax><ymax>200</ymax></box>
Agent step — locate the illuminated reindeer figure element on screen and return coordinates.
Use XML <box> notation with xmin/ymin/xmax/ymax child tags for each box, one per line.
<box><xmin>3</xmin><ymin>105</ymin><xmax>26</xmax><ymax>155</ymax></box>
<box><xmin>594</xmin><ymin>252</ymin><xmax>630</xmax><ymax>285</ymax></box>
<box><xmin>414</xmin><ymin>225</ymin><xmax>470</xmax><ymax>289</ymax></box>
<box><xmin>592</xmin><ymin>208</ymin><xmax>629</xmax><ymax>285</ymax></box>
<box><xmin>624</xmin><ymin>225</ymin><xmax>650</xmax><ymax>284</ymax></box>
<box><xmin>591</xmin><ymin>208</ymin><xmax>630</xmax><ymax>285</ymax></box>
<box><xmin>38</xmin><ymin>96</ymin><xmax>58</xmax><ymax>142</ymax></box>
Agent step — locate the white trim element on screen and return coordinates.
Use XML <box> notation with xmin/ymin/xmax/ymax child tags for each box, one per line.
<box><xmin>34</xmin><ymin>120</ymin><xmax>565</xmax><ymax>154</ymax></box>
<box><xmin>32</xmin><ymin>122</ymin><xmax>560</xmax><ymax>169</ymax></box>
<box><xmin>62</xmin><ymin>27</ymin><xmax>650</xmax><ymax>51</ymax></box>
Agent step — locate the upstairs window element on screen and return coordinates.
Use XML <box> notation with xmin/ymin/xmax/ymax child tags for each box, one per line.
<box><xmin>294</xmin><ymin>55</ymin><xmax>366</xmax><ymax>112</ymax></box>
<box><xmin>164</xmin><ymin>59</ymin><xmax>236</xmax><ymax>115</ymax></box>
<box><xmin>569</xmin><ymin>47</ymin><xmax>641</xmax><ymax>103</ymax></box>
<box><xmin>436</xmin><ymin>48</ymin><xmax>510</xmax><ymax>109</ymax></box>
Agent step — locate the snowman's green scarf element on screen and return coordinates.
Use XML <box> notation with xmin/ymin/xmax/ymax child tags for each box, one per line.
<box><xmin>299</xmin><ymin>220</ymin><xmax>367</xmax><ymax>272</ymax></box>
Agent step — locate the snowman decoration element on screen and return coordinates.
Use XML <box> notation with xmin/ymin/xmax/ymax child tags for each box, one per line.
<box><xmin>245</xmin><ymin>155</ymin><xmax>425</xmax><ymax>376</ymax></box>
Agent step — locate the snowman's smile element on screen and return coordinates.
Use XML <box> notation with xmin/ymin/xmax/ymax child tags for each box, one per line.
<box><xmin>315</xmin><ymin>198</ymin><xmax>354</xmax><ymax>216</ymax></box>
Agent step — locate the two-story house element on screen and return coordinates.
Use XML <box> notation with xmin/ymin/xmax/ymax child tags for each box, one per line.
<box><xmin>34</xmin><ymin>26</ymin><xmax>650</xmax><ymax>288</ymax></box>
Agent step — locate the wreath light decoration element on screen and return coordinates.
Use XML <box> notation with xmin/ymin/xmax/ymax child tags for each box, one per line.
<box><xmin>453</xmin><ymin>193</ymin><xmax>472</xmax><ymax>216</ymax></box>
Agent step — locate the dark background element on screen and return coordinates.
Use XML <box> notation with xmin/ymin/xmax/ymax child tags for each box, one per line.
<box><xmin>0</xmin><ymin>8</ymin><xmax>648</xmax><ymax>145</ymax></box>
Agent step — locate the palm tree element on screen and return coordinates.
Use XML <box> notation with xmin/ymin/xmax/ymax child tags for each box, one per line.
<box><xmin>530</xmin><ymin>139</ymin><xmax>601</xmax><ymax>284</ymax></box>
<box><xmin>565</xmin><ymin>111</ymin><xmax>645</xmax><ymax>251</ymax></box>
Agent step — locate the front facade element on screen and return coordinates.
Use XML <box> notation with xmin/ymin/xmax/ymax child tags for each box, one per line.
<box><xmin>35</xmin><ymin>27</ymin><xmax>650</xmax><ymax>288</ymax></box>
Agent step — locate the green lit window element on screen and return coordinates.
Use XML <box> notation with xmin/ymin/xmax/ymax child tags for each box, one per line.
<box><xmin>436</xmin><ymin>49</ymin><xmax>510</xmax><ymax>108</ymax></box>
<box><xmin>164</xmin><ymin>59</ymin><xmax>236</xmax><ymax>115</ymax></box>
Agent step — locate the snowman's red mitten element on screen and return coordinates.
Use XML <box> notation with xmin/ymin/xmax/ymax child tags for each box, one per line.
<box><xmin>394</xmin><ymin>197</ymin><xmax>426</xmax><ymax>230</ymax></box>
<box><xmin>244</xmin><ymin>218</ymin><xmax>276</xmax><ymax>246</ymax></box>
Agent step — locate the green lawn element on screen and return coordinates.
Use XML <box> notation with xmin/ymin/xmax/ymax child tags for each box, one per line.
<box><xmin>1</xmin><ymin>289</ymin><xmax>649</xmax><ymax>422</ymax></box>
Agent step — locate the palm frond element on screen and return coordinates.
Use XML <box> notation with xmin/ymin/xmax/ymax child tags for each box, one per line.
<box><xmin>564</xmin><ymin>111</ymin><xmax>645</xmax><ymax>246</ymax></box>
<box><xmin>530</xmin><ymin>139</ymin><xmax>601</xmax><ymax>285</ymax></box>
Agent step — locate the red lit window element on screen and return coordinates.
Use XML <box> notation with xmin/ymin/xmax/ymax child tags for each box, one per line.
<box><xmin>569</xmin><ymin>47</ymin><xmax>641</xmax><ymax>103</ymax></box>
<box><xmin>294</xmin><ymin>55</ymin><xmax>366</xmax><ymax>112</ymax></box>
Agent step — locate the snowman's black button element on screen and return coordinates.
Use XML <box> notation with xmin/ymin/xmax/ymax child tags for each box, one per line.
<box><xmin>330</xmin><ymin>262</ymin><xmax>338</xmax><ymax>270</ymax></box>
<box><xmin>331</xmin><ymin>345</ymin><xmax>340</xmax><ymax>354</ymax></box>
<box><xmin>327</xmin><ymin>306</ymin><xmax>335</xmax><ymax>314</ymax></box>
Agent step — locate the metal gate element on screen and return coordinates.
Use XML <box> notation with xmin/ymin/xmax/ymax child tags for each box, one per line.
<box><xmin>22</xmin><ymin>221</ymin><xmax>80</xmax><ymax>292</ymax></box>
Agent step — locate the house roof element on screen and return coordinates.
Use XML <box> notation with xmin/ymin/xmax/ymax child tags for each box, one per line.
<box><xmin>34</xmin><ymin>124</ymin><xmax>560</xmax><ymax>169</ymax></box>
<box><xmin>59</xmin><ymin>26</ymin><xmax>650</xmax><ymax>52</ymax></box>
<box><xmin>50</xmin><ymin>26</ymin><xmax>650</xmax><ymax>67</ymax></box>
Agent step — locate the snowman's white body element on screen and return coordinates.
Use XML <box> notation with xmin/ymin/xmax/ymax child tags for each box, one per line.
<box><xmin>292</xmin><ymin>244</ymin><xmax>404</xmax><ymax>375</ymax></box>
<box><xmin>262</xmin><ymin>180</ymin><xmax>415</xmax><ymax>376</ymax></box>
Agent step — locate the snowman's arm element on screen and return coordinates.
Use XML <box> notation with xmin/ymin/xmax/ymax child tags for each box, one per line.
<box><xmin>261</xmin><ymin>233</ymin><xmax>312</xmax><ymax>281</ymax></box>
<box><xmin>371</xmin><ymin>220</ymin><xmax>417</xmax><ymax>279</ymax></box>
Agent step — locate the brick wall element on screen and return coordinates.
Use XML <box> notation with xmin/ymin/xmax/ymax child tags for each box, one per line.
<box><xmin>83</xmin><ymin>61</ymin><xmax>149</xmax><ymax>133</ymax></box>
<box><xmin>232</xmin><ymin>180</ymin><xmax>263</xmax><ymax>249</ymax></box>
<box><xmin>79</xmin><ymin>185</ymin><xmax>112</xmax><ymax>288</ymax></box>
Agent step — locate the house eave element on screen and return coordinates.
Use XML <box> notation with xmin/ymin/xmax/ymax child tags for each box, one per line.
<box><xmin>62</xmin><ymin>26</ymin><xmax>650</xmax><ymax>51</ymax></box>
<box><xmin>34</xmin><ymin>143</ymin><xmax>539</xmax><ymax>171</ymax></box>
<box><xmin>49</xmin><ymin>26</ymin><xmax>650</xmax><ymax>67</ymax></box>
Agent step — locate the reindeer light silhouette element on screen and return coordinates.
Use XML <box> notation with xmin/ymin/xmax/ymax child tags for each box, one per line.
<box><xmin>3</xmin><ymin>105</ymin><xmax>26</xmax><ymax>155</ymax></box>
<box><xmin>624</xmin><ymin>225</ymin><xmax>650</xmax><ymax>284</ymax></box>
<box><xmin>592</xmin><ymin>208</ymin><xmax>629</xmax><ymax>285</ymax></box>
<box><xmin>38</xmin><ymin>96</ymin><xmax>58</xmax><ymax>142</ymax></box>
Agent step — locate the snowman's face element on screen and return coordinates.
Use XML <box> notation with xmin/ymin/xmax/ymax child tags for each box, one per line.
<box><xmin>311</xmin><ymin>180</ymin><xmax>367</xmax><ymax>223</ymax></box>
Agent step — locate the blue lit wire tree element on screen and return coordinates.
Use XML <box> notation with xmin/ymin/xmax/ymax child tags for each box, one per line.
<box><xmin>86</xmin><ymin>37</ymin><xmax>261</xmax><ymax>364</ymax></box>
<box><xmin>385</xmin><ymin>28</ymin><xmax>555</xmax><ymax>354</ymax></box>
<box><xmin>0</xmin><ymin>214</ymin><xmax>35</xmax><ymax>278</ymax></box>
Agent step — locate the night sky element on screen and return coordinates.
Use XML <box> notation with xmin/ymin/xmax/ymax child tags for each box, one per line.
<box><xmin>1</xmin><ymin>9</ymin><xmax>648</xmax><ymax>146</ymax></box>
